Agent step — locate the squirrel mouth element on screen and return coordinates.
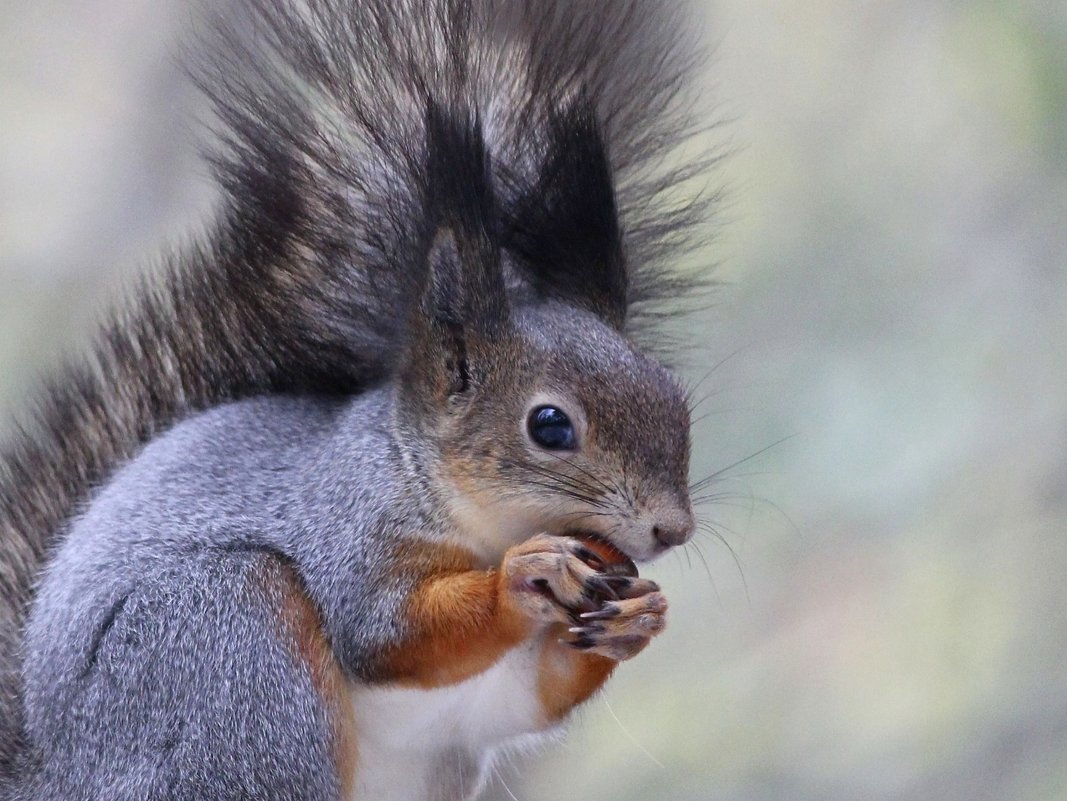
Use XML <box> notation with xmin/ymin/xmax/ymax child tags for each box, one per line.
<box><xmin>565</xmin><ymin>531</ymin><xmax>639</xmax><ymax>578</ymax></box>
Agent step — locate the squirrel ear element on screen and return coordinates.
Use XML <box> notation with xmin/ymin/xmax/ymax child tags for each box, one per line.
<box><xmin>419</xmin><ymin>228</ymin><xmax>472</xmax><ymax>396</ymax></box>
<box><xmin>503</xmin><ymin>96</ymin><xmax>627</xmax><ymax>328</ymax></box>
<box><xmin>420</xmin><ymin>226</ymin><xmax>500</xmax><ymax>328</ymax></box>
<box><xmin>408</xmin><ymin>101</ymin><xmax>508</xmax><ymax>398</ymax></box>
<box><xmin>419</xmin><ymin>101</ymin><xmax>508</xmax><ymax>334</ymax></box>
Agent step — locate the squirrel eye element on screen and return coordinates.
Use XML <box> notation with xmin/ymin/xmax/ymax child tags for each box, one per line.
<box><xmin>527</xmin><ymin>406</ymin><xmax>576</xmax><ymax>450</ymax></box>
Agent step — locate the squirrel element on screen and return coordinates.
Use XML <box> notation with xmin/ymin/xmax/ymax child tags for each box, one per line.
<box><xmin>0</xmin><ymin>0</ymin><xmax>717</xmax><ymax>799</ymax></box>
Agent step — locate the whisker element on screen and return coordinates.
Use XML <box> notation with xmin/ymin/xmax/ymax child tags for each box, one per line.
<box><xmin>696</xmin><ymin>517</ymin><xmax>745</xmax><ymax>543</ymax></box>
<box><xmin>501</xmin><ymin>478</ymin><xmax>610</xmax><ymax>508</ymax></box>
<box><xmin>693</xmin><ymin>490</ymin><xmax>801</xmax><ymax>539</ymax></box>
<box><xmin>692</xmin><ymin>498</ymin><xmax>760</xmax><ymax>514</ymax></box>
<box><xmin>556</xmin><ymin>509</ymin><xmax>614</xmax><ymax>520</ymax></box>
<box><xmin>696</xmin><ymin>522</ymin><xmax>748</xmax><ymax>597</ymax></box>
<box><xmin>500</xmin><ymin>460</ymin><xmax>612</xmax><ymax>508</ymax></box>
<box><xmin>690</xmin><ymin>407</ymin><xmax>752</xmax><ymax>428</ymax></box>
<box><xmin>542</xmin><ymin>450</ymin><xmax>617</xmax><ymax>498</ymax></box>
<box><xmin>691</xmin><ymin>489</ymin><xmax>758</xmax><ymax>503</ymax></box>
<box><xmin>688</xmin><ymin>434</ymin><xmax>796</xmax><ymax>493</ymax></box>
<box><xmin>686</xmin><ymin>385</ymin><xmax>729</xmax><ymax>416</ymax></box>
<box><xmin>684</xmin><ymin>345</ymin><xmax>751</xmax><ymax>408</ymax></box>
<box><xmin>685</xmin><ymin>540</ymin><xmax>721</xmax><ymax>606</ymax></box>
<box><xmin>687</xmin><ymin>540</ymin><xmax>714</xmax><ymax>585</ymax></box>
<box><xmin>616</xmin><ymin>476</ymin><xmax>637</xmax><ymax>513</ymax></box>
<box><xmin>508</xmin><ymin>459</ymin><xmax>609</xmax><ymax>498</ymax></box>
<box><xmin>496</xmin><ymin>768</ymin><xmax>522</xmax><ymax>801</ymax></box>
<box><xmin>602</xmin><ymin>697</ymin><xmax>666</xmax><ymax>771</ymax></box>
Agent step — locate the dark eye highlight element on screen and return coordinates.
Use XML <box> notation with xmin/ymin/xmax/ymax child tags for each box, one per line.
<box><xmin>527</xmin><ymin>406</ymin><xmax>576</xmax><ymax>450</ymax></box>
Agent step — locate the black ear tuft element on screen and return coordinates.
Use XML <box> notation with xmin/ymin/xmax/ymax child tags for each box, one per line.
<box><xmin>420</xmin><ymin>101</ymin><xmax>508</xmax><ymax>333</ymax></box>
<box><xmin>503</xmin><ymin>97</ymin><xmax>627</xmax><ymax>328</ymax></box>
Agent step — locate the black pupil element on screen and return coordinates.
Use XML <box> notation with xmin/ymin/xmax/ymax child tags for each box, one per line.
<box><xmin>528</xmin><ymin>406</ymin><xmax>575</xmax><ymax>450</ymax></box>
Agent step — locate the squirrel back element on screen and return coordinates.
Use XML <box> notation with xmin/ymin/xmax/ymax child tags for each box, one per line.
<box><xmin>0</xmin><ymin>0</ymin><xmax>715</xmax><ymax>774</ymax></box>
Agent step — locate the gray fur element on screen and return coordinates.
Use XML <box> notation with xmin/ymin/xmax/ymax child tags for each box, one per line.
<box><xmin>16</xmin><ymin>392</ymin><xmax>422</xmax><ymax>798</ymax></box>
<box><xmin>22</xmin><ymin>548</ymin><xmax>343</xmax><ymax>800</ymax></box>
<box><xmin>1</xmin><ymin>0</ymin><xmax>713</xmax><ymax>794</ymax></box>
<box><xmin>0</xmin><ymin>1</ymin><xmax>715</xmax><ymax>759</ymax></box>
<box><xmin>14</xmin><ymin>291</ymin><xmax>695</xmax><ymax>797</ymax></box>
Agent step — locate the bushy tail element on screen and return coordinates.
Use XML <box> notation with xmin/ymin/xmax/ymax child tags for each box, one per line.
<box><xmin>0</xmin><ymin>0</ymin><xmax>716</xmax><ymax>772</ymax></box>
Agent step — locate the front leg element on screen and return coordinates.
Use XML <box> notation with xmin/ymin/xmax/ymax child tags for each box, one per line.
<box><xmin>505</xmin><ymin>534</ymin><xmax>668</xmax><ymax>724</ymax></box>
<box><xmin>379</xmin><ymin>534</ymin><xmax>668</xmax><ymax>725</ymax></box>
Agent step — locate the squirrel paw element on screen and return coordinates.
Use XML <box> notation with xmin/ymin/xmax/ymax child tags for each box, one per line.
<box><xmin>566</xmin><ymin>590</ymin><xmax>668</xmax><ymax>661</ymax></box>
<box><xmin>502</xmin><ymin>533</ymin><xmax>668</xmax><ymax>661</ymax></box>
<box><xmin>503</xmin><ymin>533</ymin><xmax>622</xmax><ymax>626</ymax></box>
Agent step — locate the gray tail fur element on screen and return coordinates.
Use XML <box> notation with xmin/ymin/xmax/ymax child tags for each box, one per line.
<box><xmin>0</xmin><ymin>0</ymin><xmax>717</xmax><ymax>772</ymax></box>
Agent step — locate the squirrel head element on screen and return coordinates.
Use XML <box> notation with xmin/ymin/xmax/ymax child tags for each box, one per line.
<box><xmin>395</xmin><ymin>101</ymin><xmax>693</xmax><ymax>563</ymax></box>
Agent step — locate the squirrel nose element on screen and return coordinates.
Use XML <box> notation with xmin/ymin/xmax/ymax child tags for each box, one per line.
<box><xmin>651</xmin><ymin>509</ymin><xmax>695</xmax><ymax>548</ymax></box>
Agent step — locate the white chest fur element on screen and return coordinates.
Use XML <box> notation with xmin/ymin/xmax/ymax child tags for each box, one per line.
<box><xmin>347</xmin><ymin>635</ymin><xmax>561</xmax><ymax>801</ymax></box>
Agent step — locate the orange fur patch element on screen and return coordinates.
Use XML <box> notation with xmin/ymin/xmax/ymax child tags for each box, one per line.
<box><xmin>536</xmin><ymin>627</ymin><xmax>616</xmax><ymax>724</ymax></box>
<box><xmin>262</xmin><ymin>557</ymin><xmax>358</xmax><ymax>797</ymax></box>
<box><xmin>379</xmin><ymin>541</ymin><xmax>531</xmax><ymax>687</ymax></box>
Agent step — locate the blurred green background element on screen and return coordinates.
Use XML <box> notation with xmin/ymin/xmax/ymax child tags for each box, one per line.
<box><xmin>3</xmin><ymin>1</ymin><xmax>1067</xmax><ymax>799</ymax></box>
